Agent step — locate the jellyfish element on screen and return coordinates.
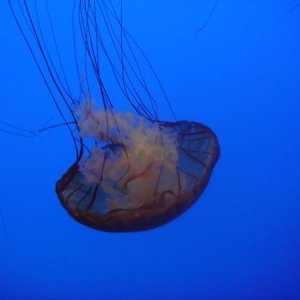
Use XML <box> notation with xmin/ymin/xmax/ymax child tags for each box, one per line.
<box><xmin>9</xmin><ymin>0</ymin><xmax>220</xmax><ymax>232</ymax></box>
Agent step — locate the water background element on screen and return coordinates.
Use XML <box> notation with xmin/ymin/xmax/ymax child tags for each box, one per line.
<box><xmin>0</xmin><ymin>1</ymin><xmax>299</xmax><ymax>299</ymax></box>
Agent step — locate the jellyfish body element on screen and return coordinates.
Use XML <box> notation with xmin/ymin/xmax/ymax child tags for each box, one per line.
<box><xmin>56</xmin><ymin>102</ymin><xmax>219</xmax><ymax>231</ymax></box>
<box><xmin>10</xmin><ymin>1</ymin><xmax>220</xmax><ymax>232</ymax></box>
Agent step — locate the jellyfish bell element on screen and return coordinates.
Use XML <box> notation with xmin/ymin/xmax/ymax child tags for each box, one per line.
<box><xmin>9</xmin><ymin>1</ymin><xmax>220</xmax><ymax>232</ymax></box>
<box><xmin>56</xmin><ymin>99</ymin><xmax>219</xmax><ymax>232</ymax></box>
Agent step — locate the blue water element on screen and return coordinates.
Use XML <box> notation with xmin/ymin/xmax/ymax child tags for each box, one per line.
<box><xmin>0</xmin><ymin>1</ymin><xmax>300</xmax><ymax>299</ymax></box>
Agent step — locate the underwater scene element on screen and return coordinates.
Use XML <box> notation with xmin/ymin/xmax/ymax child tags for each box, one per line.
<box><xmin>0</xmin><ymin>1</ymin><xmax>299</xmax><ymax>299</ymax></box>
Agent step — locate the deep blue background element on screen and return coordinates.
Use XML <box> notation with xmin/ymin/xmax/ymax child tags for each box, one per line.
<box><xmin>0</xmin><ymin>1</ymin><xmax>300</xmax><ymax>299</ymax></box>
